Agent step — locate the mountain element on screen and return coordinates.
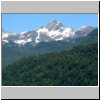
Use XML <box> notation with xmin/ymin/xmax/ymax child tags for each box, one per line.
<box><xmin>2</xmin><ymin>19</ymin><xmax>98</xmax><ymax>67</ymax></box>
<box><xmin>2</xmin><ymin>19</ymin><xmax>95</xmax><ymax>46</ymax></box>
<box><xmin>2</xmin><ymin>43</ymin><xmax>98</xmax><ymax>86</ymax></box>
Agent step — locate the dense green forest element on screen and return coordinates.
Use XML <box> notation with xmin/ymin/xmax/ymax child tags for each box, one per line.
<box><xmin>2</xmin><ymin>43</ymin><xmax>98</xmax><ymax>86</ymax></box>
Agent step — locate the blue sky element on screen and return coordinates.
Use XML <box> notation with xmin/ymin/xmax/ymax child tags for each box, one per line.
<box><xmin>2</xmin><ymin>14</ymin><xmax>98</xmax><ymax>33</ymax></box>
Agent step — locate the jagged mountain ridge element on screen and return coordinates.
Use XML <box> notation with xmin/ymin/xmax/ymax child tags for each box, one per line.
<box><xmin>2</xmin><ymin>19</ymin><xmax>95</xmax><ymax>46</ymax></box>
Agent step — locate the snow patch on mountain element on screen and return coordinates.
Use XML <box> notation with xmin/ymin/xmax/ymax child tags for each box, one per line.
<box><xmin>35</xmin><ymin>32</ymin><xmax>40</xmax><ymax>44</ymax></box>
<box><xmin>19</xmin><ymin>31</ymin><xmax>28</xmax><ymax>35</ymax></box>
<box><xmin>14</xmin><ymin>38</ymin><xmax>32</xmax><ymax>45</ymax></box>
<box><xmin>2</xmin><ymin>32</ymin><xmax>9</xmax><ymax>39</ymax></box>
<box><xmin>81</xmin><ymin>26</ymin><xmax>87</xmax><ymax>29</ymax></box>
<box><xmin>2</xmin><ymin>40</ymin><xmax>9</xmax><ymax>44</ymax></box>
<box><xmin>55</xmin><ymin>37</ymin><xmax>64</xmax><ymax>41</ymax></box>
<box><xmin>37</xmin><ymin>27</ymin><xmax>49</xmax><ymax>33</ymax></box>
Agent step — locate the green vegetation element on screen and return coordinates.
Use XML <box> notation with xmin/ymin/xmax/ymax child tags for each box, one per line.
<box><xmin>2</xmin><ymin>43</ymin><xmax>98</xmax><ymax>86</ymax></box>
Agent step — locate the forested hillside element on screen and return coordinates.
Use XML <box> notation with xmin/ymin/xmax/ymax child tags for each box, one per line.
<box><xmin>2</xmin><ymin>43</ymin><xmax>98</xmax><ymax>86</ymax></box>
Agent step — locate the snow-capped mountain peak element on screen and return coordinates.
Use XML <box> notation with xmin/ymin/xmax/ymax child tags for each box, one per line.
<box><xmin>47</xmin><ymin>19</ymin><xmax>64</xmax><ymax>31</ymax></box>
<box><xmin>2</xmin><ymin>19</ymin><xmax>96</xmax><ymax>46</ymax></box>
<box><xmin>75</xmin><ymin>26</ymin><xmax>95</xmax><ymax>37</ymax></box>
<box><xmin>48</xmin><ymin>19</ymin><xmax>59</xmax><ymax>24</ymax></box>
<box><xmin>35</xmin><ymin>20</ymin><xmax>76</xmax><ymax>43</ymax></box>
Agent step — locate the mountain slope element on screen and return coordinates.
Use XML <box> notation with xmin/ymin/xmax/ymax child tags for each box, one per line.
<box><xmin>2</xmin><ymin>28</ymin><xmax>98</xmax><ymax>67</ymax></box>
<box><xmin>2</xmin><ymin>43</ymin><xmax>98</xmax><ymax>86</ymax></box>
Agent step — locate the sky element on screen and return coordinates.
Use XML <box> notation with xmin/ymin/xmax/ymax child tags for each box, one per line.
<box><xmin>2</xmin><ymin>14</ymin><xmax>98</xmax><ymax>33</ymax></box>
